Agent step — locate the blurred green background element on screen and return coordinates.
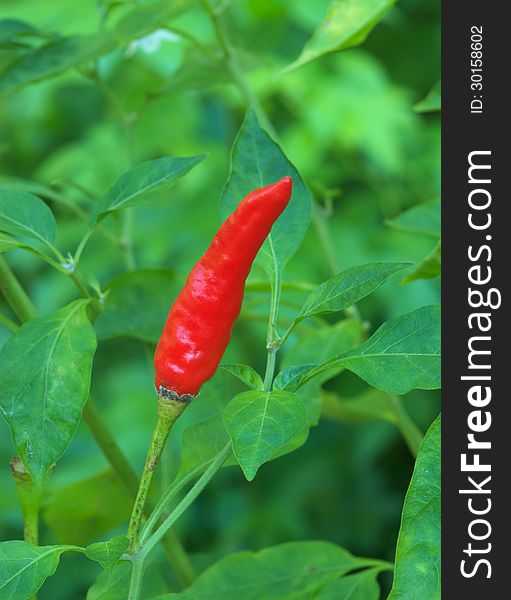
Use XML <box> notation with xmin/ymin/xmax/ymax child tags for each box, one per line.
<box><xmin>0</xmin><ymin>0</ymin><xmax>440</xmax><ymax>597</ymax></box>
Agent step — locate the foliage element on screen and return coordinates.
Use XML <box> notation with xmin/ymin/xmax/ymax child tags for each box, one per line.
<box><xmin>0</xmin><ymin>0</ymin><xmax>440</xmax><ymax>598</ymax></box>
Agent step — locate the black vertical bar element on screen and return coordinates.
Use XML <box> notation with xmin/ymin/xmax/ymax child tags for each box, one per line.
<box><xmin>443</xmin><ymin>1</ymin><xmax>507</xmax><ymax>596</ymax></box>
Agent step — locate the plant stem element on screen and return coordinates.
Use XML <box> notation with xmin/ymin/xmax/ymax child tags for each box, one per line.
<box><xmin>263</xmin><ymin>267</ymin><xmax>282</xmax><ymax>391</ymax></box>
<box><xmin>142</xmin><ymin>443</ymin><xmax>232</xmax><ymax>561</ymax></box>
<box><xmin>389</xmin><ymin>396</ymin><xmax>424</xmax><ymax>458</ymax></box>
<box><xmin>312</xmin><ymin>203</ymin><xmax>363</xmax><ymax>324</ymax></box>
<box><xmin>0</xmin><ymin>313</ymin><xmax>19</xmax><ymax>331</ymax></box>
<box><xmin>0</xmin><ymin>256</ymin><xmax>37</xmax><ymax>322</ymax></box>
<box><xmin>312</xmin><ymin>204</ymin><xmax>339</xmax><ymax>276</ymax></box>
<box><xmin>83</xmin><ymin>397</ymin><xmax>196</xmax><ymax>586</ymax></box>
<box><xmin>73</xmin><ymin>225</ymin><xmax>96</xmax><ymax>266</ymax></box>
<box><xmin>201</xmin><ymin>0</ymin><xmax>276</xmax><ymax>137</ymax></box>
<box><xmin>128</xmin><ymin>555</ymin><xmax>146</xmax><ymax>600</ymax></box>
<box><xmin>128</xmin><ymin>445</ymin><xmax>231</xmax><ymax>598</ymax></box>
<box><xmin>140</xmin><ymin>466</ymin><xmax>202</xmax><ymax>545</ymax></box>
<box><xmin>128</xmin><ymin>397</ymin><xmax>188</xmax><ymax>553</ymax></box>
<box><xmin>83</xmin><ymin>398</ymin><xmax>140</xmax><ymax>492</ymax></box>
<box><xmin>10</xmin><ymin>457</ymin><xmax>41</xmax><ymax>545</ymax></box>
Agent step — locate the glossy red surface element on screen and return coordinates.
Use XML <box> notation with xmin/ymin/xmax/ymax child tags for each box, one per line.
<box><xmin>154</xmin><ymin>177</ymin><xmax>293</xmax><ymax>396</ymax></box>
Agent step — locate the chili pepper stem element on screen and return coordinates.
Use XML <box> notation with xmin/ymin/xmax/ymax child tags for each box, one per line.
<box><xmin>128</xmin><ymin>396</ymin><xmax>187</xmax><ymax>553</ymax></box>
<box><xmin>84</xmin><ymin>398</ymin><xmax>196</xmax><ymax>586</ymax></box>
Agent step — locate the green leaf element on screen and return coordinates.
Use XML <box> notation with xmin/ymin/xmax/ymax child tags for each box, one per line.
<box><xmin>414</xmin><ymin>82</ymin><xmax>441</xmax><ymax>113</ymax></box>
<box><xmin>0</xmin><ymin>232</ymin><xmax>23</xmax><ymax>253</ymax></box>
<box><xmin>43</xmin><ymin>471</ymin><xmax>132</xmax><ymax>545</ymax></box>
<box><xmin>295</xmin><ymin>305</ymin><xmax>441</xmax><ymax>395</ymax></box>
<box><xmin>85</xmin><ymin>537</ymin><xmax>129</xmax><ymax>574</ymax></box>
<box><xmin>0</xmin><ymin>1</ymin><xmax>195</xmax><ymax>95</ymax></box>
<box><xmin>282</xmin><ymin>319</ymin><xmax>364</xmax><ymax>381</ymax></box>
<box><xmin>220</xmin><ymin>364</ymin><xmax>264</xmax><ymax>390</ymax></box>
<box><xmin>0</xmin><ymin>541</ymin><xmax>77</xmax><ymax>599</ymax></box>
<box><xmin>0</xmin><ymin>232</ymin><xmax>59</xmax><ymax>267</ymax></box>
<box><xmin>273</xmin><ymin>364</ymin><xmax>317</xmax><ymax>392</ymax></box>
<box><xmin>221</xmin><ymin>110</ymin><xmax>312</xmax><ymax>275</ymax></box>
<box><xmin>386</xmin><ymin>200</ymin><xmax>440</xmax><ymax>238</ymax></box>
<box><xmin>223</xmin><ymin>390</ymin><xmax>307</xmax><ymax>481</ymax></box>
<box><xmin>283</xmin><ymin>0</ymin><xmax>396</xmax><ymax>74</ymax></box>
<box><xmin>297</xmin><ymin>262</ymin><xmax>410</xmax><ymax>321</ymax></box>
<box><xmin>280</xmin><ymin>319</ymin><xmax>365</xmax><ymax>422</ymax></box>
<box><xmin>316</xmin><ymin>569</ymin><xmax>381</xmax><ymax>599</ymax></box>
<box><xmin>402</xmin><ymin>240</ymin><xmax>441</xmax><ymax>284</ymax></box>
<box><xmin>0</xmin><ymin>176</ymin><xmax>86</xmax><ymax>214</ymax></box>
<box><xmin>92</xmin><ymin>155</ymin><xmax>206</xmax><ymax>222</ymax></box>
<box><xmin>321</xmin><ymin>388</ymin><xmax>398</xmax><ymax>424</ymax></box>
<box><xmin>86</xmin><ymin>561</ymin><xmax>131</xmax><ymax>600</ymax></box>
<box><xmin>0</xmin><ymin>33</ymin><xmax>116</xmax><ymax>95</ymax></box>
<box><xmin>95</xmin><ymin>269</ymin><xmax>180</xmax><ymax>344</ymax></box>
<box><xmin>177</xmin><ymin>415</ymin><xmax>235</xmax><ymax>482</ymax></box>
<box><xmin>0</xmin><ymin>300</ymin><xmax>97</xmax><ymax>487</ymax></box>
<box><xmin>168</xmin><ymin>541</ymin><xmax>377</xmax><ymax>600</ymax></box>
<box><xmin>0</xmin><ymin>19</ymin><xmax>41</xmax><ymax>49</ymax></box>
<box><xmin>0</xmin><ymin>189</ymin><xmax>56</xmax><ymax>251</ymax></box>
<box><xmin>389</xmin><ymin>416</ymin><xmax>441</xmax><ymax>600</ymax></box>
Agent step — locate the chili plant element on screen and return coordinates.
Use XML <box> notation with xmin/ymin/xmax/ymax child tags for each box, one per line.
<box><xmin>0</xmin><ymin>1</ymin><xmax>440</xmax><ymax>599</ymax></box>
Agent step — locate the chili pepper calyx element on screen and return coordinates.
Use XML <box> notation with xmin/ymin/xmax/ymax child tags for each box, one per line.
<box><xmin>157</xmin><ymin>385</ymin><xmax>195</xmax><ymax>404</ymax></box>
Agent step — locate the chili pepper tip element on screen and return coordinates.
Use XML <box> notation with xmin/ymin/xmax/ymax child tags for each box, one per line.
<box><xmin>277</xmin><ymin>176</ymin><xmax>292</xmax><ymax>190</ymax></box>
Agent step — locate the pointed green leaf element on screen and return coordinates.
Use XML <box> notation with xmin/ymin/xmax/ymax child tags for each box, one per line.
<box><xmin>0</xmin><ymin>19</ymin><xmax>42</xmax><ymax>49</ymax></box>
<box><xmin>0</xmin><ymin>300</ymin><xmax>97</xmax><ymax>487</ymax></box>
<box><xmin>221</xmin><ymin>110</ymin><xmax>312</xmax><ymax>275</ymax></box>
<box><xmin>402</xmin><ymin>240</ymin><xmax>441</xmax><ymax>284</ymax></box>
<box><xmin>85</xmin><ymin>537</ymin><xmax>129</xmax><ymax>574</ymax></box>
<box><xmin>168</xmin><ymin>541</ymin><xmax>378</xmax><ymax>600</ymax></box>
<box><xmin>389</xmin><ymin>416</ymin><xmax>441</xmax><ymax>600</ymax></box>
<box><xmin>297</xmin><ymin>262</ymin><xmax>410</xmax><ymax>321</ymax></box>
<box><xmin>93</xmin><ymin>155</ymin><xmax>206</xmax><ymax>222</ymax></box>
<box><xmin>295</xmin><ymin>306</ymin><xmax>441</xmax><ymax>395</ymax></box>
<box><xmin>0</xmin><ymin>190</ymin><xmax>56</xmax><ymax>250</ymax></box>
<box><xmin>283</xmin><ymin>0</ymin><xmax>396</xmax><ymax>74</ymax></box>
<box><xmin>224</xmin><ymin>390</ymin><xmax>307</xmax><ymax>480</ymax></box>
<box><xmin>0</xmin><ymin>33</ymin><xmax>116</xmax><ymax>95</ymax></box>
<box><xmin>221</xmin><ymin>364</ymin><xmax>264</xmax><ymax>390</ymax></box>
<box><xmin>386</xmin><ymin>200</ymin><xmax>440</xmax><ymax>238</ymax></box>
<box><xmin>0</xmin><ymin>541</ymin><xmax>78</xmax><ymax>599</ymax></box>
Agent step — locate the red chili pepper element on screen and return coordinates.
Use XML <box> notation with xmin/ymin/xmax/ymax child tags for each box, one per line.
<box><xmin>154</xmin><ymin>176</ymin><xmax>292</xmax><ymax>399</ymax></box>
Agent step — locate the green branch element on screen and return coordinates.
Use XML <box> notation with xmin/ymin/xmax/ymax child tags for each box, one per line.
<box><xmin>0</xmin><ymin>256</ymin><xmax>37</xmax><ymax>322</ymax></box>
<box><xmin>83</xmin><ymin>397</ymin><xmax>196</xmax><ymax>586</ymax></box>
<box><xmin>201</xmin><ymin>0</ymin><xmax>276</xmax><ymax>138</ymax></box>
